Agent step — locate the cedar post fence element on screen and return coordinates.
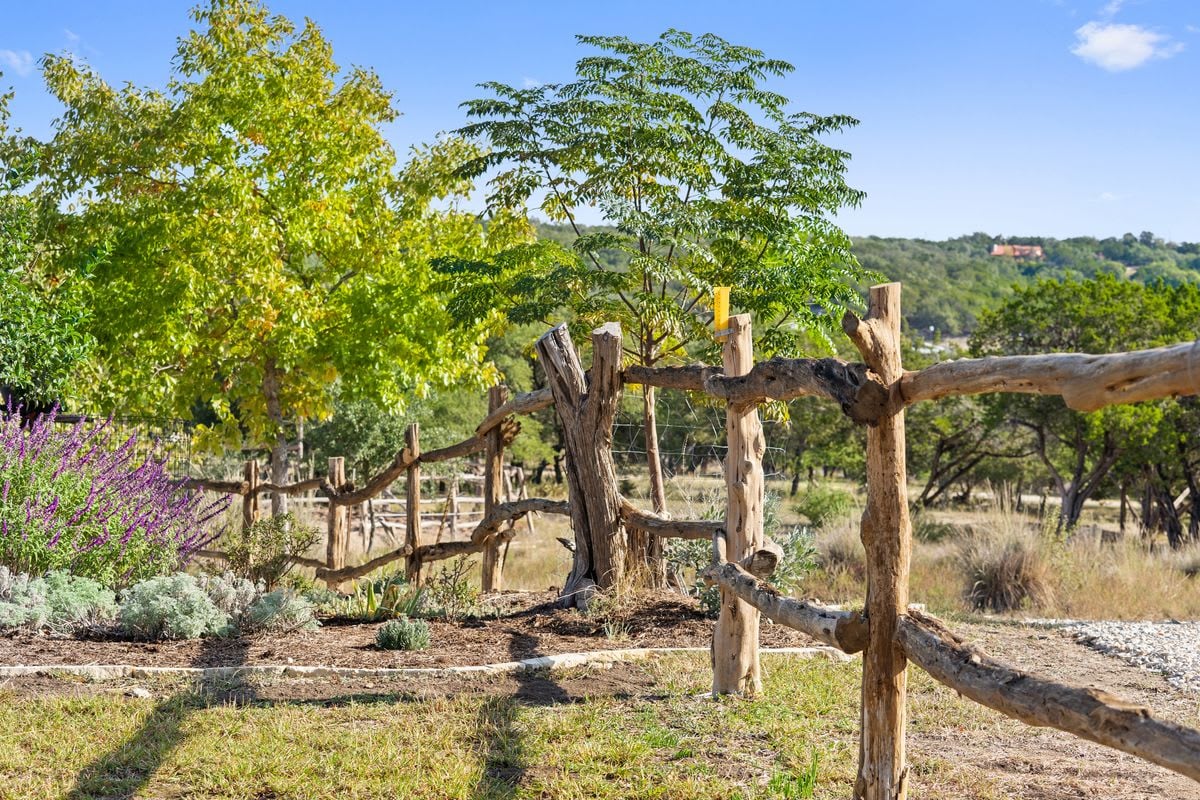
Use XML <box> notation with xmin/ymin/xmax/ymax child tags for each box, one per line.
<box><xmin>481</xmin><ymin>386</ymin><xmax>508</xmax><ymax>592</ymax></box>
<box><xmin>325</xmin><ymin>457</ymin><xmax>348</xmax><ymax>585</ymax></box>
<box><xmin>185</xmin><ymin>281</ymin><xmax>1200</xmax><ymax>794</ymax></box>
<box><xmin>241</xmin><ymin>459</ymin><xmax>259</xmax><ymax>533</ymax></box>
<box><xmin>712</xmin><ymin>314</ymin><xmax>766</xmax><ymax>696</ymax></box>
<box><xmin>404</xmin><ymin>423</ymin><xmax>422</xmax><ymax>584</ymax></box>
<box><xmin>846</xmin><ymin>284</ymin><xmax>912</xmax><ymax>798</ymax></box>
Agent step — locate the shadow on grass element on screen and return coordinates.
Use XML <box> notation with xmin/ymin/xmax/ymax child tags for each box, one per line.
<box><xmin>63</xmin><ymin>634</ymin><xmax>252</xmax><ymax>800</ymax></box>
<box><xmin>470</xmin><ymin>631</ymin><xmax>572</xmax><ymax>800</ymax></box>
<box><xmin>61</xmin><ymin>625</ymin><xmax>581</xmax><ymax>799</ymax></box>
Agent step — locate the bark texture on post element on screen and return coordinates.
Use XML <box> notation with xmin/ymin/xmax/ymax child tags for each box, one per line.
<box><xmin>536</xmin><ymin>323</ymin><xmax>626</xmax><ymax>610</ymax></box>
<box><xmin>844</xmin><ymin>283</ymin><xmax>912</xmax><ymax>800</ymax></box>
<box><xmin>403</xmin><ymin>424</ymin><xmax>422</xmax><ymax>585</ymax></box>
<box><xmin>324</xmin><ymin>456</ymin><xmax>349</xmax><ymax>589</ymax></box>
<box><xmin>241</xmin><ymin>460</ymin><xmax>259</xmax><ymax>534</ymax></box>
<box><xmin>481</xmin><ymin>386</ymin><xmax>508</xmax><ymax>592</ymax></box>
<box><xmin>712</xmin><ymin>314</ymin><xmax>766</xmax><ymax>697</ymax></box>
<box><xmin>704</xmin><ymin>561</ymin><xmax>869</xmax><ymax>653</ymax></box>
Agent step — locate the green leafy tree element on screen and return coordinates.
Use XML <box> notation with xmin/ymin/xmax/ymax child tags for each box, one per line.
<box><xmin>34</xmin><ymin>0</ymin><xmax>524</xmax><ymax>506</ymax></box>
<box><xmin>971</xmin><ymin>275</ymin><xmax>1199</xmax><ymax>530</ymax></box>
<box><xmin>0</xmin><ymin>86</ymin><xmax>94</xmax><ymax>410</ymax></box>
<box><xmin>439</xmin><ymin>30</ymin><xmax>869</xmax><ymax>529</ymax></box>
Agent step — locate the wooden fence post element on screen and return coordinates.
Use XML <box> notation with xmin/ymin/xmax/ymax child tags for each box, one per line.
<box><xmin>712</xmin><ymin>314</ymin><xmax>766</xmax><ymax>697</ymax></box>
<box><xmin>481</xmin><ymin>386</ymin><xmax>508</xmax><ymax>592</ymax></box>
<box><xmin>845</xmin><ymin>283</ymin><xmax>912</xmax><ymax>800</ymax></box>
<box><xmin>537</xmin><ymin>323</ymin><xmax>626</xmax><ymax>609</ymax></box>
<box><xmin>325</xmin><ymin>457</ymin><xmax>348</xmax><ymax>589</ymax></box>
<box><xmin>404</xmin><ymin>424</ymin><xmax>422</xmax><ymax>584</ymax></box>
<box><xmin>241</xmin><ymin>459</ymin><xmax>259</xmax><ymax>534</ymax></box>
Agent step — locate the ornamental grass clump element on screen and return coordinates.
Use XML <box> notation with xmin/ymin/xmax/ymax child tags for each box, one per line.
<box><xmin>0</xmin><ymin>409</ymin><xmax>231</xmax><ymax>587</ymax></box>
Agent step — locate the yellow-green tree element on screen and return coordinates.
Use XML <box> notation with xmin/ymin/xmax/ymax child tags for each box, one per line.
<box><xmin>34</xmin><ymin>0</ymin><xmax>525</xmax><ymax>504</ymax></box>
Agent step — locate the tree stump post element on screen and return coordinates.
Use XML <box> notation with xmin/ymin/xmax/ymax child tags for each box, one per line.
<box><xmin>536</xmin><ymin>323</ymin><xmax>626</xmax><ymax>609</ymax></box>
<box><xmin>844</xmin><ymin>283</ymin><xmax>912</xmax><ymax>800</ymax></box>
<box><xmin>481</xmin><ymin>386</ymin><xmax>508</xmax><ymax>592</ymax></box>
<box><xmin>241</xmin><ymin>459</ymin><xmax>259</xmax><ymax>534</ymax></box>
<box><xmin>325</xmin><ymin>456</ymin><xmax>349</xmax><ymax>590</ymax></box>
<box><xmin>404</xmin><ymin>424</ymin><xmax>423</xmax><ymax>584</ymax></box>
<box><xmin>712</xmin><ymin>314</ymin><xmax>766</xmax><ymax>696</ymax></box>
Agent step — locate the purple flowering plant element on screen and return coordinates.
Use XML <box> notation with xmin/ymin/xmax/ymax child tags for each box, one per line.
<box><xmin>0</xmin><ymin>408</ymin><xmax>231</xmax><ymax>587</ymax></box>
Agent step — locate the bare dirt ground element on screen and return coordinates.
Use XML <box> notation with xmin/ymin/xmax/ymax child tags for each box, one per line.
<box><xmin>909</xmin><ymin>622</ymin><xmax>1200</xmax><ymax>799</ymax></box>
<box><xmin>0</xmin><ymin>591</ymin><xmax>814</xmax><ymax>669</ymax></box>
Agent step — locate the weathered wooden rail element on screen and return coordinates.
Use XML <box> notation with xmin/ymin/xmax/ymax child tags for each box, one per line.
<box><xmin>625</xmin><ymin>283</ymin><xmax>1200</xmax><ymax>797</ymax></box>
<box><xmin>183</xmin><ymin>280</ymin><xmax>1200</xmax><ymax>796</ymax></box>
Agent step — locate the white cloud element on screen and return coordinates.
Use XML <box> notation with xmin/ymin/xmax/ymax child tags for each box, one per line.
<box><xmin>1187</xmin><ymin>24</ymin><xmax>1200</xmax><ymax>34</ymax></box>
<box><xmin>1071</xmin><ymin>22</ymin><xmax>1183</xmax><ymax>71</ymax></box>
<box><xmin>1096</xmin><ymin>191</ymin><xmax>1120</xmax><ymax>202</ymax></box>
<box><xmin>0</xmin><ymin>49</ymin><xmax>34</xmax><ymax>77</ymax></box>
<box><xmin>522</xmin><ymin>77</ymin><xmax>542</xmax><ymax>89</ymax></box>
<box><xmin>1101</xmin><ymin>0</ymin><xmax>1126</xmax><ymax>17</ymax></box>
<box><xmin>64</xmin><ymin>29</ymin><xmax>79</xmax><ymax>44</ymax></box>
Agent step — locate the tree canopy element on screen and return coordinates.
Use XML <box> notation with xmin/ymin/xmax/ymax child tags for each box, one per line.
<box><xmin>32</xmin><ymin>0</ymin><xmax>526</xmax><ymax>486</ymax></box>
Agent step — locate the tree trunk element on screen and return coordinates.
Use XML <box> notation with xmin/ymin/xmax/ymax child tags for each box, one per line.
<box><xmin>263</xmin><ymin>360</ymin><xmax>290</xmax><ymax>517</ymax></box>
<box><xmin>844</xmin><ymin>284</ymin><xmax>912</xmax><ymax>800</ymax></box>
<box><xmin>712</xmin><ymin>315</ymin><xmax>766</xmax><ymax>697</ymax></box>
<box><xmin>628</xmin><ymin>383</ymin><xmax>666</xmax><ymax>586</ymax></box>
<box><xmin>536</xmin><ymin>323</ymin><xmax>626</xmax><ymax>610</ymax></box>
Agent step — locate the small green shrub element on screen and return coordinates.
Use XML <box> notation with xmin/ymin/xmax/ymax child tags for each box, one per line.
<box><xmin>912</xmin><ymin>513</ymin><xmax>959</xmax><ymax>543</ymax></box>
<box><xmin>771</xmin><ymin>525</ymin><xmax>818</xmax><ymax>595</ymax></box>
<box><xmin>331</xmin><ymin>573</ymin><xmax>424</xmax><ymax>622</ymax></box>
<box><xmin>0</xmin><ymin>566</ymin><xmax>48</xmax><ymax>630</ymax></box>
<box><xmin>426</xmin><ymin>557</ymin><xmax>479</xmax><ymax>620</ymax></box>
<box><xmin>42</xmin><ymin>571</ymin><xmax>117</xmax><ymax>629</ymax></box>
<box><xmin>244</xmin><ymin>589</ymin><xmax>319</xmax><ymax>633</ymax></box>
<box><xmin>118</xmin><ymin>574</ymin><xmax>229</xmax><ymax>640</ymax></box>
<box><xmin>959</xmin><ymin>531</ymin><xmax>1053</xmax><ymax>612</ymax></box>
<box><xmin>794</xmin><ymin>485</ymin><xmax>854</xmax><ymax>529</ymax></box>
<box><xmin>375</xmin><ymin>616</ymin><xmax>431</xmax><ymax>651</ymax></box>
<box><xmin>0</xmin><ymin>567</ymin><xmax>116</xmax><ymax>632</ymax></box>
<box><xmin>197</xmin><ymin>571</ymin><xmax>260</xmax><ymax>624</ymax></box>
<box><xmin>223</xmin><ymin>513</ymin><xmax>320</xmax><ymax>589</ymax></box>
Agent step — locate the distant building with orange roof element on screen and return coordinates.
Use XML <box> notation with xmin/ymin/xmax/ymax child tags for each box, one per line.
<box><xmin>990</xmin><ymin>243</ymin><xmax>1044</xmax><ymax>259</ymax></box>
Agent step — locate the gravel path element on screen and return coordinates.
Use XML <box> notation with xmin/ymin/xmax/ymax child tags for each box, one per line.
<box><xmin>1028</xmin><ymin>618</ymin><xmax>1200</xmax><ymax>694</ymax></box>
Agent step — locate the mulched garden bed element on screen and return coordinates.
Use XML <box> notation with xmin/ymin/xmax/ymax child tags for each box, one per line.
<box><xmin>0</xmin><ymin>591</ymin><xmax>816</xmax><ymax>669</ymax></box>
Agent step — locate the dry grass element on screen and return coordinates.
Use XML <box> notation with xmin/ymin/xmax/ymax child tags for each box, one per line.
<box><xmin>801</xmin><ymin>504</ymin><xmax>1200</xmax><ymax>621</ymax></box>
<box><xmin>957</xmin><ymin>528</ymin><xmax>1054</xmax><ymax>613</ymax></box>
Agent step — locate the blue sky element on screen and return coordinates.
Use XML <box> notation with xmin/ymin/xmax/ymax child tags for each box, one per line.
<box><xmin>2</xmin><ymin>0</ymin><xmax>1197</xmax><ymax>241</ymax></box>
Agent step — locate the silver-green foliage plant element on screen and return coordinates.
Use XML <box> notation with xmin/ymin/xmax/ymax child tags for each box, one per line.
<box><xmin>42</xmin><ymin>570</ymin><xmax>117</xmax><ymax>630</ymax></box>
<box><xmin>197</xmin><ymin>571</ymin><xmax>260</xmax><ymax>626</ymax></box>
<box><xmin>244</xmin><ymin>589</ymin><xmax>318</xmax><ymax>633</ymax></box>
<box><xmin>375</xmin><ymin>616</ymin><xmax>431</xmax><ymax>651</ymax></box>
<box><xmin>0</xmin><ymin>566</ymin><xmax>49</xmax><ymax>630</ymax></box>
<box><xmin>118</xmin><ymin>573</ymin><xmax>229</xmax><ymax>640</ymax></box>
<box><xmin>0</xmin><ymin>567</ymin><xmax>117</xmax><ymax>632</ymax></box>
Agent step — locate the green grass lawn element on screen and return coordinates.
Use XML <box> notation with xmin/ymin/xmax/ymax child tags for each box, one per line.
<box><xmin>0</xmin><ymin>654</ymin><xmax>1015</xmax><ymax>800</ymax></box>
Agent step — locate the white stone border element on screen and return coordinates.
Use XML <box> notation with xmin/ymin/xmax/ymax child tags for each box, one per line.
<box><xmin>0</xmin><ymin>646</ymin><xmax>851</xmax><ymax>681</ymax></box>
